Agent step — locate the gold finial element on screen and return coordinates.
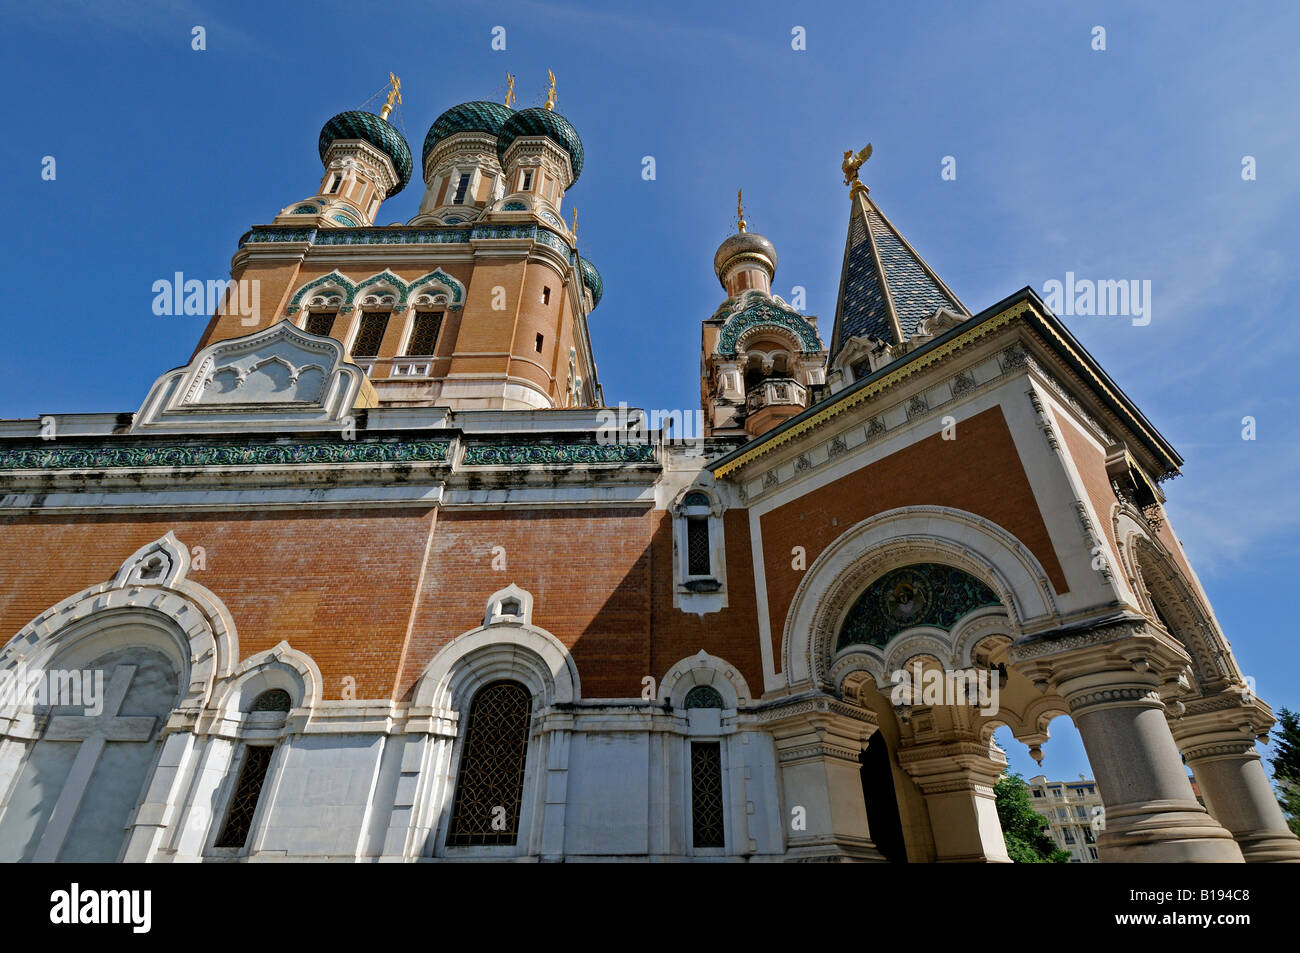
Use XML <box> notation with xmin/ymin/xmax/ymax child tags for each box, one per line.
<box><xmin>504</xmin><ymin>73</ymin><xmax>515</xmax><ymax>108</ymax></box>
<box><xmin>545</xmin><ymin>69</ymin><xmax>557</xmax><ymax>111</ymax></box>
<box><xmin>737</xmin><ymin>189</ymin><xmax>746</xmax><ymax>233</ymax></box>
<box><xmin>379</xmin><ymin>72</ymin><xmax>402</xmax><ymax>121</ymax></box>
<box><xmin>842</xmin><ymin>143</ymin><xmax>872</xmax><ymax>196</ymax></box>
<box><xmin>571</xmin><ymin>206</ymin><xmax>578</xmax><ymax>240</ymax></box>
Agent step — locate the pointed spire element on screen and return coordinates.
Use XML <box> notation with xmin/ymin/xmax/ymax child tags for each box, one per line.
<box><xmin>830</xmin><ymin>183</ymin><xmax>968</xmax><ymax>359</ymax></box>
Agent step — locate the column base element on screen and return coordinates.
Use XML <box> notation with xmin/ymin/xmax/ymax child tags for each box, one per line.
<box><xmin>784</xmin><ymin>835</ymin><xmax>888</xmax><ymax>862</ymax></box>
<box><xmin>1099</xmin><ymin>799</ymin><xmax>1244</xmax><ymax>862</ymax></box>
<box><xmin>1234</xmin><ymin>830</ymin><xmax>1300</xmax><ymax>863</ymax></box>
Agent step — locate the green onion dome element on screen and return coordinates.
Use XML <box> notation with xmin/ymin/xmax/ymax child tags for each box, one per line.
<box><xmin>578</xmin><ymin>257</ymin><xmax>603</xmax><ymax>308</ymax></box>
<box><xmin>318</xmin><ymin>110</ymin><xmax>413</xmax><ymax>196</ymax></box>
<box><xmin>496</xmin><ymin>107</ymin><xmax>584</xmax><ymax>183</ymax></box>
<box><xmin>422</xmin><ymin>100</ymin><xmax>515</xmax><ymax>168</ymax></box>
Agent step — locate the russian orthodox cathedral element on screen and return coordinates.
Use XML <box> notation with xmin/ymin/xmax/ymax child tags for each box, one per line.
<box><xmin>0</xmin><ymin>75</ymin><xmax>1294</xmax><ymax>863</ymax></box>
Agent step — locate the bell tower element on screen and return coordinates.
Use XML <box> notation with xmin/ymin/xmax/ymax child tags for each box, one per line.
<box><xmin>700</xmin><ymin>193</ymin><xmax>827</xmax><ymax>438</ymax></box>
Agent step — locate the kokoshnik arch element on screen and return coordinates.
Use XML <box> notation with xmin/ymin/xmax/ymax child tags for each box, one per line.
<box><xmin>0</xmin><ymin>74</ymin><xmax>1294</xmax><ymax>863</ymax></box>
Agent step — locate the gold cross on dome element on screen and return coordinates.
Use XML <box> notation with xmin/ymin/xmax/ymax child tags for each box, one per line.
<box><xmin>545</xmin><ymin>69</ymin><xmax>557</xmax><ymax>111</ymax></box>
<box><xmin>379</xmin><ymin>72</ymin><xmax>402</xmax><ymax>120</ymax></box>
<box><xmin>505</xmin><ymin>73</ymin><xmax>515</xmax><ymax>108</ymax></box>
<box><xmin>737</xmin><ymin>189</ymin><xmax>746</xmax><ymax>233</ymax></box>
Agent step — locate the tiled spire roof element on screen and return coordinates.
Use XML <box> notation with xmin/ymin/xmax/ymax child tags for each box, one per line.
<box><xmin>830</xmin><ymin>190</ymin><xmax>967</xmax><ymax>357</ymax></box>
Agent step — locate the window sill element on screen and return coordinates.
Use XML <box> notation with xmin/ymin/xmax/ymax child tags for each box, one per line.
<box><xmin>681</xmin><ymin>578</ymin><xmax>722</xmax><ymax>593</ymax></box>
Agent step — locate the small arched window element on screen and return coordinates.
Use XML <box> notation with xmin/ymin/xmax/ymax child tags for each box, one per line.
<box><xmin>447</xmin><ymin>680</ymin><xmax>533</xmax><ymax>847</ymax></box>
<box><xmin>252</xmin><ymin>688</ymin><xmax>291</xmax><ymax>712</ymax></box>
<box><xmin>684</xmin><ymin>685</ymin><xmax>724</xmax><ymax>709</ymax></box>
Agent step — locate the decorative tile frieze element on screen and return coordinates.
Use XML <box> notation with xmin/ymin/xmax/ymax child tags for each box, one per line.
<box><xmin>0</xmin><ymin>440</ymin><xmax>450</xmax><ymax>471</ymax></box>
<box><xmin>460</xmin><ymin>443</ymin><xmax>655</xmax><ymax>466</ymax></box>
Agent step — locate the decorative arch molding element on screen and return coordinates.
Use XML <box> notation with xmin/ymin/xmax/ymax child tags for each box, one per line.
<box><xmin>716</xmin><ymin>301</ymin><xmax>821</xmax><ymax>356</ymax></box>
<box><xmin>405</xmin><ymin>268</ymin><xmax>466</xmax><ymax>309</ymax></box>
<box><xmin>0</xmin><ymin>532</ymin><xmax>239</xmax><ymax>718</ymax></box>
<box><xmin>733</xmin><ymin>323</ymin><xmax>806</xmax><ymax>360</ymax></box>
<box><xmin>287</xmin><ymin>271</ymin><xmax>358</xmax><ymax>314</ymax></box>
<box><xmin>354</xmin><ymin>270</ymin><xmax>408</xmax><ymax>309</ymax></box>
<box><xmin>783</xmin><ymin>506</ymin><xmax>1061</xmax><ymax>693</ymax></box>
<box><xmin>206</xmin><ymin>640</ymin><xmax>323</xmax><ymax>724</ymax></box>
<box><xmin>1112</xmin><ymin>505</ymin><xmax>1239</xmax><ymax>693</ymax></box>
<box><xmin>659</xmin><ymin>649</ymin><xmax>753</xmax><ymax>709</ymax></box>
<box><xmin>412</xmin><ymin>588</ymin><xmax>579</xmax><ymax>714</ymax></box>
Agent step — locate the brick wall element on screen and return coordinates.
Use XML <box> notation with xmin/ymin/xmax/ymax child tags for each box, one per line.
<box><xmin>0</xmin><ymin>508</ymin><xmax>435</xmax><ymax>700</ymax></box>
<box><xmin>758</xmin><ymin>406</ymin><xmax>1068</xmax><ymax>672</ymax></box>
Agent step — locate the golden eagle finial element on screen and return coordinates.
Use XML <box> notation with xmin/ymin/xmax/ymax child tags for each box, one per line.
<box><xmin>842</xmin><ymin>143</ymin><xmax>872</xmax><ymax>195</ymax></box>
<box><xmin>379</xmin><ymin>72</ymin><xmax>402</xmax><ymax>121</ymax></box>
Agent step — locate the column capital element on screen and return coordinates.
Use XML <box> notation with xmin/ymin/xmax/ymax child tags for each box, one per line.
<box><xmin>1008</xmin><ymin>615</ymin><xmax>1193</xmax><ymax>715</ymax></box>
<box><xmin>759</xmin><ymin>692</ymin><xmax>877</xmax><ymax>765</ymax></box>
<box><xmin>896</xmin><ymin>736</ymin><xmax>1007</xmax><ymax>794</ymax></box>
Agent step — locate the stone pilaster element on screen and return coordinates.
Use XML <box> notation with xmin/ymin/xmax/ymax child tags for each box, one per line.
<box><xmin>760</xmin><ymin>694</ymin><xmax>885</xmax><ymax>861</ymax></box>
<box><xmin>1011</xmin><ymin>618</ymin><xmax>1243</xmax><ymax>862</ymax></box>
<box><xmin>1171</xmin><ymin>691</ymin><xmax>1300</xmax><ymax>862</ymax></box>
<box><xmin>897</xmin><ymin>736</ymin><xmax>1011</xmax><ymax>862</ymax></box>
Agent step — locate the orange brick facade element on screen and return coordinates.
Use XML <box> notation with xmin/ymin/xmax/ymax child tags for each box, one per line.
<box><xmin>0</xmin><ymin>505</ymin><xmax>767</xmax><ymax>704</ymax></box>
<box><xmin>758</xmin><ymin>406</ymin><xmax>1069</xmax><ymax>671</ymax></box>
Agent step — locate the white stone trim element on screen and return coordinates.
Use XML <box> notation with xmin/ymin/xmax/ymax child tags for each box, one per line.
<box><xmin>781</xmin><ymin>506</ymin><xmax>1061</xmax><ymax>692</ymax></box>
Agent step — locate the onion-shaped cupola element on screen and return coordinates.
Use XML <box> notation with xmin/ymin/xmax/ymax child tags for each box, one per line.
<box><xmin>422</xmin><ymin>100</ymin><xmax>514</xmax><ymax>170</ymax></box>
<box><xmin>713</xmin><ymin>195</ymin><xmax>777</xmax><ymax>296</ymax></box>
<box><xmin>277</xmin><ymin>78</ymin><xmax>413</xmax><ymax>229</ymax></box>
<box><xmin>496</xmin><ymin>107</ymin><xmax>585</xmax><ymax>185</ymax></box>
<box><xmin>318</xmin><ymin>110</ymin><xmax>413</xmax><ymax>197</ymax></box>
<box><xmin>416</xmin><ymin>97</ymin><xmax>519</xmax><ymax>220</ymax></box>
<box><xmin>578</xmin><ymin>256</ymin><xmax>602</xmax><ymax>309</ymax></box>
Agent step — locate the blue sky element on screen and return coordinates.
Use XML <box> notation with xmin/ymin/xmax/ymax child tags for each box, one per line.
<box><xmin>2</xmin><ymin>1</ymin><xmax>1298</xmax><ymax>785</ymax></box>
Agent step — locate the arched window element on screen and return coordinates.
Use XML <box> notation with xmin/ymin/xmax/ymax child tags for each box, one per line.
<box><xmin>684</xmin><ymin>685</ymin><xmax>724</xmax><ymax>709</ymax></box>
<box><xmin>212</xmin><ymin>688</ymin><xmax>291</xmax><ymax>851</ymax></box>
<box><xmin>447</xmin><ymin>680</ymin><xmax>532</xmax><ymax>847</ymax></box>
<box><xmin>252</xmin><ymin>688</ymin><xmax>291</xmax><ymax>712</ymax></box>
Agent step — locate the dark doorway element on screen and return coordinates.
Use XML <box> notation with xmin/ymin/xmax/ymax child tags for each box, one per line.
<box><xmin>859</xmin><ymin>732</ymin><xmax>907</xmax><ymax>862</ymax></box>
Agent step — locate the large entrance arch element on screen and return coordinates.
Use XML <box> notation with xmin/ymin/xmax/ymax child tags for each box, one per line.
<box><xmin>762</xmin><ymin>506</ymin><xmax>1066</xmax><ymax>861</ymax></box>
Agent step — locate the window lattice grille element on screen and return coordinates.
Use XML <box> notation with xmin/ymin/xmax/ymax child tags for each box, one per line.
<box><xmin>353</xmin><ymin>312</ymin><xmax>389</xmax><ymax>357</ymax></box>
<box><xmin>305</xmin><ymin>313</ymin><xmax>335</xmax><ymax>337</ymax></box>
<box><xmin>691</xmin><ymin>741</ymin><xmax>725</xmax><ymax>849</ymax></box>
<box><xmin>446</xmin><ymin>681</ymin><xmax>532</xmax><ymax>847</ymax></box>
<box><xmin>406</xmin><ymin>311</ymin><xmax>442</xmax><ymax>355</ymax></box>
<box><xmin>684</xmin><ymin>685</ymin><xmax>724</xmax><ymax>709</ymax></box>
<box><xmin>252</xmin><ymin>689</ymin><xmax>291</xmax><ymax>712</ymax></box>
<box><xmin>214</xmin><ymin>746</ymin><xmax>274</xmax><ymax>849</ymax></box>
<box><xmin>686</xmin><ymin>518</ymin><xmax>710</xmax><ymax>576</ymax></box>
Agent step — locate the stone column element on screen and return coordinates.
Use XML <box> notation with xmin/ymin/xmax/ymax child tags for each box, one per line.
<box><xmin>762</xmin><ymin>694</ymin><xmax>885</xmax><ymax>861</ymax></box>
<box><xmin>897</xmin><ymin>736</ymin><xmax>1011</xmax><ymax>862</ymax></box>
<box><xmin>1012</xmin><ymin>619</ymin><xmax>1243</xmax><ymax>863</ymax></box>
<box><xmin>1172</xmin><ymin>692</ymin><xmax>1300</xmax><ymax>862</ymax></box>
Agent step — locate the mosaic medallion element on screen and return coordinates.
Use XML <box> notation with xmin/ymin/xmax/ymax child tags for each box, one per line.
<box><xmin>837</xmin><ymin>562</ymin><xmax>1001</xmax><ymax>650</ymax></box>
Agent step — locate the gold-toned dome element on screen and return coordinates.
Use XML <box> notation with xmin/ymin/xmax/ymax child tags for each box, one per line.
<box><xmin>713</xmin><ymin>231</ymin><xmax>777</xmax><ymax>287</ymax></box>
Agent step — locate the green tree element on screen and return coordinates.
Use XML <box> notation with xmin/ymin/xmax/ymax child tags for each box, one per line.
<box><xmin>994</xmin><ymin>772</ymin><xmax>1071</xmax><ymax>863</ymax></box>
<box><xmin>1267</xmin><ymin>707</ymin><xmax>1300</xmax><ymax>837</ymax></box>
